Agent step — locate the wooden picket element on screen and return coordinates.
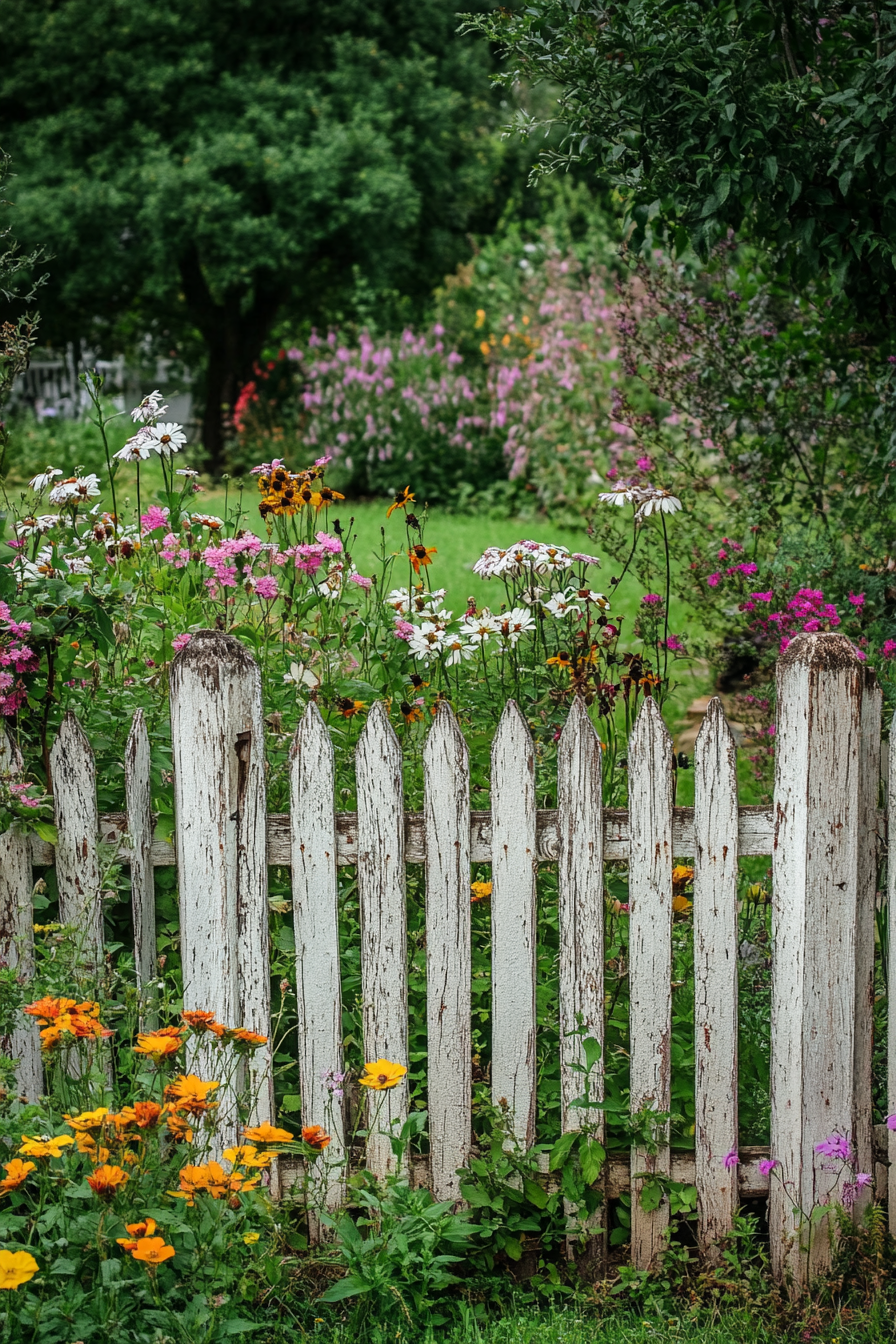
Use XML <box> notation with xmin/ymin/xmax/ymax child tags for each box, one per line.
<box><xmin>0</xmin><ymin>629</ymin><xmax>891</xmax><ymax>1286</ymax></box>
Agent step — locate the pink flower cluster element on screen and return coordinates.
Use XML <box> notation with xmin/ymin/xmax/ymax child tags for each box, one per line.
<box><xmin>0</xmin><ymin>600</ymin><xmax>39</xmax><ymax>716</ymax></box>
<box><xmin>742</xmin><ymin>587</ymin><xmax>842</xmax><ymax>651</ymax></box>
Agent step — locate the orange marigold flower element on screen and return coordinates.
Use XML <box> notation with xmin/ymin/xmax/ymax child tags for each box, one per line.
<box><xmin>63</xmin><ymin>1107</ymin><xmax>108</xmax><ymax>1132</ymax></box>
<box><xmin>133</xmin><ymin>1026</ymin><xmax>185</xmax><ymax>1057</ymax></box>
<box><xmin>131</xmin><ymin>1236</ymin><xmax>176</xmax><ymax>1265</ymax></box>
<box><xmin>222</xmin><ymin>1144</ymin><xmax>272</xmax><ymax>1170</ymax></box>
<box><xmin>400</xmin><ymin>701</ymin><xmax>424</xmax><ymax>724</ymax></box>
<box><xmin>87</xmin><ymin>1164</ymin><xmax>129</xmax><ymax>1197</ymax></box>
<box><xmin>408</xmin><ymin>544</ymin><xmax>437</xmax><ymax>574</ymax></box>
<box><xmin>133</xmin><ymin>1101</ymin><xmax>164</xmax><ymax>1129</ymax></box>
<box><xmin>229</xmin><ymin>1028</ymin><xmax>268</xmax><ymax>1049</ymax></box>
<box><xmin>301</xmin><ymin>1126</ymin><xmax>331</xmax><ymax>1151</ymax></box>
<box><xmin>163</xmin><ymin>1075</ymin><xmax>220</xmax><ymax>1117</ymax></box>
<box><xmin>470</xmin><ymin>881</ymin><xmax>492</xmax><ymax>902</ymax></box>
<box><xmin>181</xmin><ymin>1010</ymin><xmax>217</xmax><ymax>1030</ymax></box>
<box><xmin>23</xmin><ymin>996</ymin><xmax>77</xmax><ymax>1023</ymax></box>
<box><xmin>165</xmin><ymin>1110</ymin><xmax>194</xmax><ymax>1144</ymax></box>
<box><xmin>242</xmin><ymin>1121</ymin><xmax>294</xmax><ymax>1144</ymax></box>
<box><xmin>672</xmin><ymin>864</ymin><xmax>694</xmax><ymax>890</ymax></box>
<box><xmin>126</xmin><ymin>1218</ymin><xmax>156</xmax><ymax>1238</ymax></box>
<box><xmin>19</xmin><ymin>1134</ymin><xmax>74</xmax><ymax>1159</ymax></box>
<box><xmin>672</xmin><ymin>894</ymin><xmax>693</xmax><ymax>915</ymax></box>
<box><xmin>0</xmin><ymin>1159</ymin><xmax>35</xmax><ymax>1193</ymax></box>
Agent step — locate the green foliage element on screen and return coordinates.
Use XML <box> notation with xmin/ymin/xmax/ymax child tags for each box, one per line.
<box><xmin>0</xmin><ymin>0</ymin><xmax>515</xmax><ymax>464</ymax></box>
<box><xmin>0</xmin><ymin>149</ymin><xmax>44</xmax><ymax>472</ymax></box>
<box><xmin>469</xmin><ymin>1</ymin><xmax>896</xmax><ymax>330</ymax></box>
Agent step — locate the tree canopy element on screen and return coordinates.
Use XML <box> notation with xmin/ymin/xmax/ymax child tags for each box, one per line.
<box><xmin>0</xmin><ymin>0</ymin><xmax>513</xmax><ymax>465</ymax></box>
<box><xmin>471</xmin><ymin>1</ymin><xmax>896</xmax><ymax>331</ymax></box>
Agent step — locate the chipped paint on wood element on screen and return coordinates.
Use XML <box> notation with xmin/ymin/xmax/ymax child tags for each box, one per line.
<box><xmin>125</xmin><ymin>710</ymin><xmax>157</xmax><ymax>1028</ymax></box>
<box><xmin>51</xmin><ymin>713</ymin><xmax>103</xmax><ymax>968</ymax></box>
<box><xmin>854</xmin><ymin>673</ymin><xmax>881</xmax><ymax>1220</ymax></box>
<box><xmin>491</xmin><ymin>700</ymin><xmax>538</xmax><ymax>1147</ymax></box>
<box><xmin>628</xmin><ymin>696</ymin><xmax>673</xmax><ymax>1269</ymax></box>
<box><xmin>423</xmin><ymin>702</ymin><xmax>472</xmax><ymax>1200</ymax></box>
<box><xmin>888</xmin><ymin>707</ymin><xmax>896</xmax><ymax>1235</ymax></box>
<box><xmin>291</xmin><ymin>702</ymin><xmax>345</xmax><ymax>1216</ymax></box>
<box><xmin>770</xmin><ymin>633</ymin><xmax>863</xmax><ymax>1288</ymax></box>
<box><xmin>693</xmin><ymin>698</ymin><xmax>739</xmax><ymax>1261</ymax></box>
<box><xmin>356</xmin><ymin>702</ymin><xmax>409</xmax><ymax>1176</ymax></box>
<box><xmin>0</xmin><ymin>729</ymin><xmax>41</xmax><ymax>1098</ymax></box>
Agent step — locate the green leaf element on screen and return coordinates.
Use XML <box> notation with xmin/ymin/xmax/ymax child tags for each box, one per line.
<box><xmin>32</xmin><ymin>822</ymin><xmax>58</xmax><ymax>845</ymax></box>
<box><xmin>319</xmin><ymin>1274</ymin><xmax>373</xmax><ymax>1303</ymax></box>
<box><xmin>503</xmin><ymin>1237</ymin><xmax>522</xmax><ymax>1262</ymax></box>
<box><xmin>217</xmin><ymin>1321</ymin><xmax>267</xmax><ymax>1335</ymax></box>
<box><xmin>548</xmin><ymin>1131</ymin><xmax>578</xmax><ymax>1170</ymax></box>
<box><xmin>639</xmin><ymin>1178</ymin><xmax>664</xmax><ymax>1213</ymax></box>
<box><xmin>838</xmin><ymin>169</ymin><xmax>852</xmax><ymax>196</ymax></box>
<box><xmin>579</xmin><ymin>1137</ymin><xmax>606</xmax><ymax>1186</ymax></box>
<box><xmin>522</xmin><ymin>1176</ymin><xmax>548</xmax><ymax>1209</ymax></box>
<box><xmin>724</xmin><ymin>103</ymin><xmax>736</xmax><ymax>121</ymax></box>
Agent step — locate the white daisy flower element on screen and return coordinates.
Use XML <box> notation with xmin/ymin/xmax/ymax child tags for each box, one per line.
<box><xmin>518</xmin><ymin>583</ymin><xmax>546</xmax><ymax>606</ymax></box>
<box><xmin>131</xmin><ymin>390</ymin><xmax>167</xmax><ymax>424</ymax></box>
<box><xmin>48</xmin><ymin>475</ymin><xmax>101</xmax><ymax>505</ymax></box>
<box><xmin>15</xmin><ymin>515</ymin><xmax>58</xmax><ymax>536</ymax></box>
<box><xmin>473</xmin><ymin>547</ymin><xmax>507</xmax><ymax>579</ymax></box>
<box><xmin>114</xmin><ymin>430</ymin><xmax>153</xmax><ymax>462</ymax></box>
<box><xmin>176</xmin><ymin>468</ymin><xmax>200</xmax><ymax>478</ymax></box>
<box><xmin>283</xmin><ymin>661</ymin><xmax>320</xmax><ymax>689</ymax></box>
<box><xmin>63</xmin><ymin>554</ymin><xmax>94</xmax><ymax>575</ymax></box>
<box><xmin>146</xmin><ymin>422</ymin><xmax>187</xmax><ymax>456</ymax></box>
<box><xmin>543</xmin><ymin>590</ymin><xmax>583</xmax><ymax>619</ymax></box>
<box><xmin>636</xmin><ymin>488</ymin><xmax>682</xmax><ymax>519</ymax></box>
<box><xmin>577</xmin><ymin>588</ymin><xmax>610</xmax><ymax>609</ymax></box>
<box><xmin>443</xmin><ymin>636</ymin><xmax>476</xmax><ymax>666</ymax></box>
<box><xmin>597</xmin><ymin>485</ymin><xmax>638</xmax><ymax>506</ymax></box>
<box><xmin>497</xmin><ymin>607</ymin><xmax>536</xmax><ymax>645</ymax></box>
<box><xmin>29</xmin><ymin>467</ymin><xmax>63</xmax><ymax>493</ymax></box>
<box><xmin>385</xmin><ymin>587</ymin><xmax>413</xmax><ymax>615</ymax></box>
<box><xmin>461</xmin><ymin>612</ymin><xmax>500</xmax><ymax>646</ymax></box>
<box><xmin>408</xmin><ymin>622</ymin><xmax>447</xmax><ymax>662</ymax></box>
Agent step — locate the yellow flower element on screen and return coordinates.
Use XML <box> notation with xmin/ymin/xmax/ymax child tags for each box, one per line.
<box><xmin>386</xmin><ymin>486</ymin><xmax>415</xmax><ymax>518</ymax></box>
<box><xmin>0</xmin><ymin>1159</ymin><xmax>35</xmax><ymax>1194</ymax></box>
<box><xmin>223</xmin><ymin>1144</ymin><xmax>272</xmax><ymax>1170</ymax></box>
<box><xmin>243</xmin><ymin>1232</ymin><xmax>260</xmax><ymax>1245</ymax></box>
<box><xmin>87</xmin><ymin>1164</ymin><xmax>129</xmax><ymax>1197</ymax></box>
<box><xmin>163</xmin><ymin>1075</ymin><xmax>220</xmax><ymax>1116</ymax></box>
<box><xmin>672</xmin><ymin>894</ymin><xmax>693</xmax><ymax>915</ymax></box>
<box><xmin>63</xmin><ymin>1106</ymin><xmax>109</xmax><ymax>1132</ymax></box>
<box><xmin>0</xmin><ymin>1249</ymin><xmax>39</xmax><ymax>1290</ymax></box>
<box><xmin>133</xmin><ymin>1027</ymin><xmax>185</xmax><ymax>1057</ymax></box>
<box><xmin>479</xmin><ymin>340</ymin><xmax>491</xmax><ymax>357</ymax></box>
<box><xmin>359</xmin><ymin>1059</ymin><xmax>407</xmax><ymax>1091</ymax></box>
<box><xmin>242</xmin><ymin>1121</ymin><xmax>294</xmax><ymax>1144</ymax></box>
<box><xmin>19</xmin><ymin>1134</ymin><xmax>74</xmax><ymax>1159</ymax></box>
<box><xmin>131</xmin><ymin>1236</ymin><xmax>175</xmax><ymax>1265</ymax></box>
<box><xmin>470</xmin><ymin>881</ymin><xmax>492</xmax><ymax>903</ymax></box>
<box><xmin>671</xmin><ymin>864</ymin><xmax>694</xmax><ymax>890</ymax></box>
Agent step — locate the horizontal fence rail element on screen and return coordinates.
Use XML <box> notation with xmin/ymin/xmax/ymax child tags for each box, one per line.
<box><xmin>2</xmin><ymin>629</ymin><xmax>894</xmax><ymax>1289</ymax></box>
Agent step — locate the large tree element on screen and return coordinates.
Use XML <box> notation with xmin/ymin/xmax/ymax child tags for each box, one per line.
<box><xmin>470</xmin><ymin>0</ymin><xmax>896</xmax><ymax>332</ymax></box>
<box><xmin>0</xmin><ymin>0</ymin><xmax>512</xmax><ymax>467</ymax></box>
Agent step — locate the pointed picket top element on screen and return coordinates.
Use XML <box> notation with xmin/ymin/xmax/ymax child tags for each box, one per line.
<box><xmin>51</xmin><ymin>711</ymin><xmax>102</xmax><ymax>968</ymax></box>
<box><xmin>291</xmin><ymin>700</ymin><xmax>344</xmax><ymax>1216</ymax></box>
<box><xmin>125</xmin><ymin>710</ymin><xmax>157</xmax><ymax>1024</ymax></box>
<box><xmin>356</xmin><ymin>701</ymin><xmax>408</xmax><ymax>1176</ymax></box>
<box><xmin>491</xmin><ymin>698</ymin><xmax>537</xmax><ymax>1147</ymax></box>
<box><xmin>423</xmin><ymin>701</ymin><xmax>472</xmax><ymax>1201</ymax></box>
<box><xmin>627</xmin><ymin>693</ymin><xmax>674</xmax><ymax>1269</ymax></box>
<box><xmin>693</xmin><ymin>697</ymin><xmax>739</xmax><ymax>1261</ymax></box>
<box><xmin>888</xmin><ymin>709</ymin><xmax>896</xmax><ymax>1234</ymax></box>
<box><xmin>0</xmin><ymin>727</ymin><xmax>41</xmax><ymax>1100</ymax></box>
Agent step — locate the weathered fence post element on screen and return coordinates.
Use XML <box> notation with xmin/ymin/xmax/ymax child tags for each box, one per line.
<box><xmin>356</xmin><ymin>702</ymin><xmax>408</xmax><ymax>1176</ymax></box>
<box><xmin>125</xmin><ymin>709</ymin><xmax>157</xmax><ymax>1027</ymax></box>
<box><xmin>693</xmin><ymin>698</ymin><xmax>739</xmax><ymax>1261</ymax></box>
<box><xmin>170</xmin><ymin>631</ymin><xmax>273</xmax><ymax>1147</ymax></box>
<box><xmin>770</xmin><ymin>633</ymin><xmax>863</xmax><ymax>1288</ymax></box>
<box><xmin>491</xmin><ymin>700</ymin><xmax>537</xmax><ymax>1148</ymax></box>
<box><xmin>854</xmin><ymin>670</ymin><xmax>881</xmax><ymax>1219</ymax></box>
<box><xmin>0</xmin><ymin>729</ymin><xmax>41</xmax><ymax>1099</ymax></box>
<box><xmin>557</xmin><ymin>697</ymin><xmax>605</xmax><ymax>1269</ymax></box>
<box><xmin>291</xmin><ymin>702</ymin><xmax>345</xmax><ymax>1214</ymax></box>
<box><xmin>628</xmin><ymin>695</ymin><xmax>674</xmax><ymax>1270</ymax></box>
<box><xmin>423</xmin><ymin>702</ymin><xmax>471</xmax><ymax>1201</ymax></box>
<box><xmin>51</xmin><ymin>712</ymin><xmax>103</xmax><ymax>969</ymax></box>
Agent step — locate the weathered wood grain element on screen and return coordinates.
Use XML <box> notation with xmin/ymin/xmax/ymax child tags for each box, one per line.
<box><xmin>628</xmin><ymin>696</ymin><xmax>673</xmax><ymax>1270</ymax></box>
<box><xmin>491</xmin><ymin>700</ymin><xmax>538</xmax><ymax>1147</ymax></box>
<box><xmin>423</xmin><ymin>703</ymin><xmax>471</xmax><ymax>1201</ymax></box>
<box><xmin>51</xmin><ymin>712</ymin><xmax>103</xmax><ymax>968</ymax></box>
<box><xmin>356</xmin><ymin>702</ymin><xmax>408</xmax><ymax>1176</ymax></box>
<box><xmin>29</xmin><ymin>804</ymin><xmax>804</xmax><ymax>869</ymax></box>
<box><xmin>170</xmin><ymin>631</ymin><xmax>274</xmax><ymax>1148</ymax></box>
<box><xmin>0</xmin><ymin>729</ymin><xmax>41</xmax><ymax>1099</ymax></box>
<box><xmin>770</xmin><ymin>633</ymin><xmax>862</xmax><ymax>1288</ymax></box>
<box><xmin>291</xmin><ymin>702</ymin><xmax>345</xmax><ymax>1214</ymax></box>
<box><xmin>125</xmin><ymin>710</ymin><xmax>157</xmax><ymax>1027</ymax></box>
<box><xmin>854</xmin><ymin>673</ymin><xmax>882</xmax><ymax>1220</ymax></box>
<box><xmin>693</xmin><ymin>698</ymin><xmax>739</xmax><ymax>1261</ymax></box>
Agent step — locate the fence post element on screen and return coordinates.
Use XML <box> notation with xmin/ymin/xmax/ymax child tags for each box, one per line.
<box><xmin>628</xmin><ymin>695</ymin><xmax>673</xmax><ymax>1270</ymax></box>
<box><xmin>770</xmin><ymin>633</ymin><xmax>863</xmax><ymax>1288</ymax></box>
<box><xmin>557</xmin><ymin>697</ymin><xmax>605</xmax><ymax>1270</ymax></box>
<box><xmin>423</xmin><ymin>702</ymin><xmax>471</xmax><ymax>1202</ymax></box>
<box><xmin>170</xmin><ymin>631</ymin><xmax>273</xmax><ymax>1147</ymax></box>
<box><xmin>51</xmin><ymin>712</ymin><xmax>103</xmax><ymax>970</ymax></box>
<box><xmin>291</xmin><ymin>702</ymin><xmax>345</xmax><ymax>1215</ymax></box>
<box><xmin>0</xmin><ymin>729</ymin><xmax>41</xmax><ymax>1099</ymax></box>
<box><xmin>693</xmin><ymin>698</ymin><xmax>739</xmax><ymax>1261</ymax></box>
<box><xmin>491</xmin><ymin>700</ymin><xmax>537</xmax><ymax>1148</ymax></box>
<box><xmin>854</xmin><ymin>670</ymin><xmax>881</xmax><ymax>1219</ymax></box>
<box><xmin>125</xmin><ymin>709</ymin><xmax>157</xmax><ymax>1027</ymax></box>
<box><xmin>356</xmin><ymin>702</ymin><xmax>408</xmax><ymax>1177</ymax></box>
<box><xmin>888</xmin><ymin>709</ymin><xmax>896</xmax><ymax>1234</ymax></box>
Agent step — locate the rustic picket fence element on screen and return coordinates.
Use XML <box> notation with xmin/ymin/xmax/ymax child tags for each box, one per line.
<box><xmin>1</xmin><ymin>628</ymin><xmax>894</xmax><ymax>1288</ymax></box>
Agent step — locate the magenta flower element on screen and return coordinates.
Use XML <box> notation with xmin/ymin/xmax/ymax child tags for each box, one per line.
<box><xmin>253</xmin><ymin>576</ymin><xmax>279</xmax><ymax>600</ymax></box>
<box><xmin>886</xmin><ymin>1115</ymin><xmax>896</xmax><ymax>1130</ymax></box>
<box><xmin>706</xmin><ymin>572</ymin><xmax>720</xmax><ymax>588</ymax></box>
<box><xmin>856</xmin><ymin>1172</ymin><xmax>873</xmax><ymax>1188</ymax></box>
<box><xmin>881</xmin><ymin>640</ymin><xmax>896</xmax><ymax>659</ymax></box>
<box><xmin>349</xmin><ymin>572</ymin><xmax>373</xmax><ymax>591</ymax></box>
<box><xmin>815</xmin><ymin>1134</ymin><xmax>852</xmax><ymax>1162</ymax></box>
<box><xmin>140</xmin><ymin>505</ymin><xmax>170</xmax><ymax>535</ymax></box>
<box><xmin>722</xmin><ymin>1149</ymin><xmax>739</xmax><ymax>1170</ymax></box>
<box><xmin>172</xmin><ymin>633</ymin><xmax>192</xmax><ymax>652</ymax></box>
<box><xmin>641</xmin><ymin>593</ymin><xmax>662</xmax><ymax>606</ymax></box>
<box><xmin>758</xmin><ymin>1158</ymin><xmax>777</xmax><ymax>1177</ymax></box>
<box><xmin>847</xmin><ymin>592</ymin><xmax>865</xmax><ymax>609</ymax></box>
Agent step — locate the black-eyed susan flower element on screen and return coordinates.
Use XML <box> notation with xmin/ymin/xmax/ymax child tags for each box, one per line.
<box><xmin>408</xmin><ymin>544</ymin><xmax>436</xmax><ymax>574</ymax></box>
<box><xmin>359</xmin><ymin>1059</ymin><xmax>407</xmax><ymax>1091</ymax></box>
<box><xmin>387</xmin><ymin>486</ymin><xmax>415</xmax><ymax>518</ymax></box>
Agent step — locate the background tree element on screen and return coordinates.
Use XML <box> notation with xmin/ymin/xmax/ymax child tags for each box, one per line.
<box><xmin>469</xmin><ymin>0</ymin><xmax>896</xmax><ymax>332</ymax></box>
<box><xmin>0</xmin><ymin>0</ymin><xmax>516</xmax><ymax>468</ymax></box>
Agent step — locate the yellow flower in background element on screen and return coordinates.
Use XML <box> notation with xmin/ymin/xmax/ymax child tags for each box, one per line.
<box><xmin>0</xmin><ymin>1249</ymin><xmax>38</xmax><ymax>1290</ymax></box>
<box><xmin>19</xmin><ymin>1134</ymin><xmax>74</xmax><ymax>1160</ymax></box>
<box><xmin>243</xmin><ymin>1232</ymin><xmax>260</xmax><ymax>1245</ymax></box>
<box><xmin>163</xmin><ymin>1075</ymin><xmax>220</xmax><ymax>1116</ymax></box>
<box><xmin>672</xmin><ymin>894</ymin><xmax>693</xmax><ymax>915</ymax></box>
<box><xmin>359</xmin><ymin>1059</ymin><xmax>407</xmax><ymax>1091</ymax></box>
<box><xmin>479</xmin><ymin>340</ymin><xmax>491</xmax><ymax>357</ymax></box>
<box><xmin>470</xmin><ymin>881</ymin><xmax>492</xmax><ymax>903</ymax></box>
<box><xmin>474</xmin><ymin>308</ymin><xmax>486</xmax><ymax>329</ymax></box>
<box><xmin>671</xmin><ymin>864</ymin><xmax>694</xmax><ymax>890</ymax></box>
<box><xmin>242</xmin><ymin>1121</ymin><xmax>294</xmax><ymax>1144</ymax></box>
<box><xmin>223</xmin><ymin>1144</ymin><xmax>272</xmax><ymax>1169</ymax></box>
<box><xmin>63</xmin><ymin>1106</ymin><xmax>108</xmax><ymax>1132</ymax></box>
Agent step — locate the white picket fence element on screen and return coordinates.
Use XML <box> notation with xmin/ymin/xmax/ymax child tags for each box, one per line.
<box><xmin>1</xmin><ymin>629</ymin><xmax>894</xmax><ymax>1288</ymax></box>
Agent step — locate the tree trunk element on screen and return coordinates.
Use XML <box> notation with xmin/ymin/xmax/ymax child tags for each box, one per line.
<box><xmin>179</xmin><ymin>248</ymin><xmax>282</xmax><ymax>476</ymax></box>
